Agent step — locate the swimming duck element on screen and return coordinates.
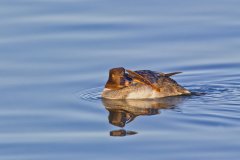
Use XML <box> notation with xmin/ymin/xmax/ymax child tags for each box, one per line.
<box><xmin>102</xmin><ymin>67</ymin><xmax>191</xmax><ymax>99</ymax></box>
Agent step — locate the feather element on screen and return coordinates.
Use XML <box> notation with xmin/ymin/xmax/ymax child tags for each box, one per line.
<box><xmin>164</xmin><ymin>72</ymin><xmax>182</xmax><ymax>77</ymax></box>
<box><xmin>126</xmin><ymin>69</ymin><xmax>160</xmax><ymax>92</ymax></box>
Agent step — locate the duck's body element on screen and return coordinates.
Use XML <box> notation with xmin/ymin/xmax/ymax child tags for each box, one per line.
<box><xmin>102</xmin><ymin>68</ymin><xmax>190</xmax><ymax>99</ymax></box>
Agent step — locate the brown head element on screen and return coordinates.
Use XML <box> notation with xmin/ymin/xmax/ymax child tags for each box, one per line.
<box><xmin>105</xmin><ymin>67</ymin><xmax>130</xmax><ymax>90</ymax></box>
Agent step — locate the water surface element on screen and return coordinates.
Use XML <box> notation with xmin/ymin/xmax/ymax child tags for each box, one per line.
<box><xmin>0</xmin><ymin>0</ymin><xmax>240</xmax><ymax>160</ymax></box>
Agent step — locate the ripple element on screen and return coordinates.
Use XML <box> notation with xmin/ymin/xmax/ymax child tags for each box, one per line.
<box><xmin>77</xmin><ymin>87</ymin><xmax>103</xmax><ymax>102</ymax></box>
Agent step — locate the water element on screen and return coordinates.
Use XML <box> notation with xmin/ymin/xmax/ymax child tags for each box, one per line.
<box><xmin>1</xmin><ymin>0</ymin><xmax>240</xmax><ymax>159</ymax></box>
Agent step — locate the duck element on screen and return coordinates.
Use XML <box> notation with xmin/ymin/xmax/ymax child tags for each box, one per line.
<box><xmin>102</xmin><ymin>67</ymin><xmax>191</xmax><ymax>99</ymax></box>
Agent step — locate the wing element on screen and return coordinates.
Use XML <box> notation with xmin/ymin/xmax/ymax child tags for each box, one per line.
<box><xmin>126</xmin><ymin>69</ymin><xmax>160</xmax><ymax>92</ymax></box>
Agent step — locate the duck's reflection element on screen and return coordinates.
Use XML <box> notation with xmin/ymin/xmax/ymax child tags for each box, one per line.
<box><xmin>110</xmin><ymin>129</ymin><xmax>137</xmax><ymax>137</ymax></box>
<box><xmin>102</xmin><ymin>96</ymin><xmax>188</xmax><ymax>136</ymax></box>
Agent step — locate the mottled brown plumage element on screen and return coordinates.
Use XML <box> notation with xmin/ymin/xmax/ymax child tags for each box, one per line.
<box><xmin>102</xmin><ymin>67</ymin><xmax>190</xmax><ymax>99</ymax></box>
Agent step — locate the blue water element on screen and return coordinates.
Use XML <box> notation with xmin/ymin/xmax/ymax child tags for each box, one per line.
<box><xmin>1</xmin><ymin>0</ymin><xmax>240</xmax><ymax>159</ymax></box>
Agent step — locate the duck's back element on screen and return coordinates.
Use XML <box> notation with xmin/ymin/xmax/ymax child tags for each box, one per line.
<box><xmin>133</xmin><ymin>70</ymin><xmax>190</xmax><ymax>97</ymax></box>
<box><xmin>134</xmin><ymin>70</ymin><xmax>160</xmax><ymax>83</ymax></box>
<box><xmin>134</xmin><ymin>70</ymin><xmax>181</xmax><ymax>88</ymax></box>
